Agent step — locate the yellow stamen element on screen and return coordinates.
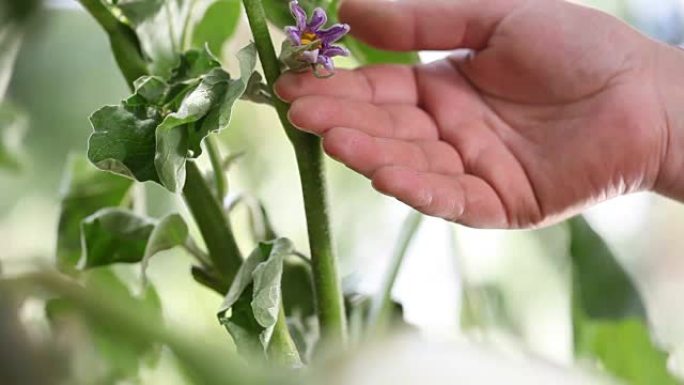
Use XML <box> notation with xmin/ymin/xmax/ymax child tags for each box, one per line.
<box><xmin>301</xmin><ymin>31</ymin><xmax>318</xmax><ymax>46</ymax></box>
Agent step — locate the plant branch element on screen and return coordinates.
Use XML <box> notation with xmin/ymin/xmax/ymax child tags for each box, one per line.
<box><xmin>367</xmin><ymin>211</ymin><xmax>423</xmax><ymax>335</ymax></box>
<box><xmin>77</xmin><ymin>0</ymin><xmax>147</xmax><ymax>89</ymax></box>
<box><xmin>206</xmin><ymin>135</ymin><xmax>228</xmax><ymax>200</ymax></box>
<box><xmin>184</xmin><ymin>161</ymin><xmax>242</xmax><ymax>285</ymax></box>
<box><xmin>241</xmin><ymin>0</ymin><xmax>347</xmax><ymax>344</ymax></box>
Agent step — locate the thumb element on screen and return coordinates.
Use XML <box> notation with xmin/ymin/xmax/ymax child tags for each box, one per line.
<box><xmin>339</xmin><ymin>0</ymin><xmax>523</xmax><ymax>51</ymax></box>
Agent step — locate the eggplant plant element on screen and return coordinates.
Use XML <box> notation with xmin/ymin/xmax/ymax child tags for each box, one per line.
<box><xmin>0</xmin><ymin>0</ymin><xmax>681</xmax><ymax>384</ymax></box>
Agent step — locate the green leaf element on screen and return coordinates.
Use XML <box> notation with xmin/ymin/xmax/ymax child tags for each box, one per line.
<box><xmin>0</xmin><ymin>103</ymin><xmax>26</xmax><ymax>173</ymax></box>
<box><xmin>191</xmin><ymin>0</ymin><xmax>242</xmax><ymax>55</ymax></box>
<box><xmin>88</xmin><ymin>101</ymin><xmax>163</xmax><ymax>183</ymax></box>
<box><xmin>217</xmin><ymin>239</ymin><xmax>297</xmax><ymax>358</ymax></box>
<box><xmin>343</xmin><ymin>37</ymin><xmax>421</xmax><ymax>66</ymax></box>
<box><xmin>81</xmin><ymin>208</ymin><xmax>157</xmax><ymax>269</ymax></box>
<box><xmin>81</xmin><ymin>208</ymin><xmax>189</xmax><ymax>270</ymax></box>
<box><xmin>89</xmin><ymin>44</ymin><xmax>257</xmax><ymax>192</ymax></box>
<box><xmin>56</xmin><ymin>154</ymin><xmax>133</xmax><ymax>271</ymax></box>
<box><xmin>569</xmin><ymin>217</ymin><xmax>678</xmax><ymax>384</ymax></box>
<box><xmin>569</xmin><ymin>216</ymin><xmax>645</xmax><ymax>320</ymax></box>
<box><xmin>45</xmin><ymin>268</ymin><xmax>163</xmax><ymax>382</ymax></box>
<box><xmin>576</xmin><ymin>319</ymin><xmax>679</xmax><ymax>385</ymax></box>
<box><xmin>141</xmin><ymin>213</ymin><xmax>189</xmax><ymax>276</ymax></box>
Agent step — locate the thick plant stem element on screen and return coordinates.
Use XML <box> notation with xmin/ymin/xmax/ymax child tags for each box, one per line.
<box><xmin>184</xmin><ymin>161</ymin><xmax>242</xmax><ymax>285</ymax></box>
<box><xmin>242</xmin><ymin>0</ymin><xmax>347</xmax><ymax>343</ymax></box>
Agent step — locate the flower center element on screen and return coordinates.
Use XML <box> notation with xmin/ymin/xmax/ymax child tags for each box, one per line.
<box><xmin>301</xmin><ymin>31</ymin><xmax>318</xmax><ymax>46</ymax></box>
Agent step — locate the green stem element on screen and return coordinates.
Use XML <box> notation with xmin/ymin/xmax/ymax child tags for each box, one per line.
<box><xmin>184</xmin><ymin>161</ymin><xmax>242</xmax><ymax>285</ymax></box>
<box><xmin>206</xmin><ymin>135</ymin><xmax>228</xmax><ymax>200</ymax></box>
<box><xmin>77</xmin><ymin>0</ymin><xmax>148</xmax><ymax>89</ymax></box>
<box><xmin>267</xmin><ymin>303</ymin><xmax>302</xmax><ymax>367</ymax></box>
<box><xmin>242</xmin><ymin>0</ymin><xmax>347</xmax><ymax>343</ymax></box>
<box><xmin>367</xmin><ymin>211</ymin><xmax>423</xmax><ymax>335</ymax></box>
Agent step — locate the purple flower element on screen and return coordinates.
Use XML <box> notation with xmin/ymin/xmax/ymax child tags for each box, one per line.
<box><xmin>283</xmin><ymin>1</ymin><xmax>350</xmax><ymax>74</ymax></box>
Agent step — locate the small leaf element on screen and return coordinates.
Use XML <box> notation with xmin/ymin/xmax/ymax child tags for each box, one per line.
<box><xmin>155</xmin><ymin>67</ymin><xmax>230</xmax><ymax>191</ymax></box>
<box><xmin>141</xmin><ymin>213</ymin><xmax>189</xmax><ymax>278</ymax></box>
<box><xmin>217</xmin><ymin>239</ymin><xmax>295</xmax><ymax>358</ymax></box>
<box><xmin>56</xmin><ymin>154</ymin><xmax>133</xmax><ymax>271</ymax></box>
<box><xmin>191</xmin><ymin>0</ymin><xmax>242</xmax><ymax>55</ymax></box>
<box><xmin>81</xmin><ymin>208</ymin><xmax>157</xmax><ymax>269</ymax></box>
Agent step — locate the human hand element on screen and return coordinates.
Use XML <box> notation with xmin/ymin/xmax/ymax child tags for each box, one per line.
<box><xmin>275</xmin><ymin>0</ymin><xmax>676</xmax><ymax>229</ymax></box>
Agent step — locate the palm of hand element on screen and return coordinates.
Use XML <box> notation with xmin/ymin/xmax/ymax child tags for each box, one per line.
<box><xmin>277</xmin><ymin>1</ymin><xmax>668</xmax><ymax>228</ymax></box>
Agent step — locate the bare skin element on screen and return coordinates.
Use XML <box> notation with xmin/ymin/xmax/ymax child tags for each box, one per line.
<box><xmin>274</xmin><ymin>0</ymin><xmax>684</xmax><ymax>229</ymax></box>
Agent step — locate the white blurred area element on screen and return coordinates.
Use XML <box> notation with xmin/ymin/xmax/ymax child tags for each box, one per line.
<box><xmin>1</xmin><ymin>0</ymin><xmax>684</xmax><ymax>383</ymax></box>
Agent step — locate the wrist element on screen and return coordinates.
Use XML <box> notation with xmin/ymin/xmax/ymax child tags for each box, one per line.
<box><xmin>653</xmin><ymin>42</ymin><xmax>684</xmax><ymax>200</ymax></box>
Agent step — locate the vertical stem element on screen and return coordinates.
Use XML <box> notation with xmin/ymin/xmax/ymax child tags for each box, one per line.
<box><xmin>184</xmin><ymin>161</ymin><xmax>242</xmax><ymax>284</ymax></box>
<box><xmin>241</xmin><ymin>0</ymin><xmax>347</xmax><ymax>343</ymax></box>
<box><xmin>267</xmin><ymin>303</ymin><xmax>302</xmax><ymax>367</ymax></box>
<box><xmin>205</xmin><ymin>135</ymin><xmax>228</xmax><ymax>200</ymax></box>
<box><xmin>367</xmin><ymin>211</ymin><xmax>422</xmax><ymax>335</ymax></box>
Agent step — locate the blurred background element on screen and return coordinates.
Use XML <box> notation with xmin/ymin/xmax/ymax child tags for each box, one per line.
<box><xmin>1</xmin><ymin>0</ymin><xmax>684</xmax><ymax>383</ymax></box>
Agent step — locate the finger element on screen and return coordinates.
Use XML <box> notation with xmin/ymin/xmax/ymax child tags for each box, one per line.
<box><xmin>288</xmin><ymin>96</ymin><xmax>439</xmax><ymax>140</ymax></box>
<box><xmin>339</xmin><ymin>0</ymin><xmax>522</xmax><ymax>51</ymax></box>
<box><xmin>371</xmin><ymin>166</ymin><xmax>508</xmax><ymax>228</ymax></box>
<box><xmin>275</xmin><ymin>65</ymin><xmax>418</xmax><ymax>104</ymax></box>
<box><xmin>322</xmin><ymin>127</ymin><xmax>464</xmax><ymax>177</ymax></box>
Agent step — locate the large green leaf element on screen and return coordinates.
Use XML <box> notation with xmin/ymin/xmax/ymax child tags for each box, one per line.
<box><xmin>56</xmin><ymin>155</ymin><xmax>133</xmax><ymax>271</ymax></box>
<box><xmin>568</xmin><ymin>217</ymin><xmax>679</xmax><ymax>384</ymax></box>
<box><xmin>81</xmin><ymin>208</ymin><xmax>189</xmax><ymax>269</ymax></box>
<box><xmin>88</xmin><ymin>44</ymin><xmax>257</xmax><ymax>192</ymax></box>
<box><xmin>218</xmin><ymin>239</ymin><xmax>305</xmax><ymax>361</ymax></box>
<box><xmin>569</xmin><ymin>217</ymin><xmax>644</xmax><ymax>319</ymax></box>
<box><xmin>45</xmin><ymin>268</ymin><xmax>163</xmax><ymax>383</ymax></box>
<box><xmin>191</xmin><ymin>0</ymin><xmax>242</xmax><ymax>55</ymax></box>
<box><xmin>576</xmin><ymin>319</ymin><xmax>679</xmax><ymax>385</ymax></box>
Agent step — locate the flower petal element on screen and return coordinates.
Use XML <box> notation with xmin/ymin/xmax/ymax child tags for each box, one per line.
<box><xmin>317</xmin><ymin>55</ymin><xmax>335</xmax><ymax>72</ymax></box>
<box><xmin>308</xmin><ymin>7</ymin><xmax>327</xmax><ymax>31</ymax></box>
<box><xmin>301</xmin><ymin>49</ymin><xmax>320</xmax><ymax>64</ymax></box>
<box><xmin>318</xmin><ymin>23</ymin><xmax>350</xmax><ymax>45</ymax></box>
<box><xmin>321</xmin><ymin>45</ymin><xmax>349</xmax><ymax>58</ymax></box>
<box><xmin>285</xmin><ymin>26</ymin><xmax>302</xmax><ymax>45</ymax></box>
<box><xmin>289</xmin><ymin>1</ymin><xmax>307</xmax><ymax>30</ymax></box>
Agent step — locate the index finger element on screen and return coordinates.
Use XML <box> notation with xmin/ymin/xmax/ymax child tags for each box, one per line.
<box><xmin>275</xmin><ymin>65</ymin><xmax>419</xmax><ymax>105</ymax></box>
